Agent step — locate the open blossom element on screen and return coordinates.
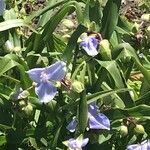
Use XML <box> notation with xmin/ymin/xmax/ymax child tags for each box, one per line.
<box><xmin>27</xmin><ymin>61</ymin><xmax>66</xmax><ymax>103</ymax></box>
<box><xmin>127</xmin><ymin>139</ymin><xmax>150</xmax><ymax>150</ymax></box>
<box><xmin>80</xmin><ymin>36</ymin><xmax>99</xmax><ymax>57</ymax></box>
<box><xmin>63</xmin><ymin>135</ymin><xmax>89</xmax><ymax>150</ymax></box>
<box><xmin>67</xmin><ymin>102</ymin><xmax>110</xmax><ymax>132</ymax></box>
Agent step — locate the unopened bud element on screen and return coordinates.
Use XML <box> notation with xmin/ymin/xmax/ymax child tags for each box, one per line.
<box><xmin>22</xmin><ymin>103</ymin><xmax>33</xmax><ymax>116</ymax></box>
<box><xmin>100</xmin><ymin>39</ymin><xmax>112</xmax><ymax>60</ymax></box>
<box><xmin>62</xmin><ymin>19</ymin><xmax>74</xmax><ymax>29</ymax></box>
<box><xmin>88</xmin><ymin>21</ymin><xmax>96</xmax><ymax>32</ymax></box>
<box><xmin>134</xmin><ymin>124</ymin><xmax>145</xmax><ymax>134</ymax></box>
<box><xmin>72</xmin><ymin>81</ymin><xmax>84</xmax><ymax>93</ymax></box>
<box><xmin>13</xmin><ymin>46</ymin><xmax>21</xmax><ymax>53</ymax></box>
<box><xmin>120</xmin><ymin>125</ymin><xmax>128</xmax><ymax>136</ymax></box>
<box><xmin>4</xmin><ymin>40</ymin><xmax>14</xmax><ymax>52</ymax></box>
<box><xmin>19</xmin><ymin>100</ymin><xmax>26</xmax><ymax>107</ymax></box>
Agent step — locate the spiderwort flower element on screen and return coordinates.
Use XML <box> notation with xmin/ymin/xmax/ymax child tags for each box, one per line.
<box><xmin>80</xmin><ymin>36</ymin><xmax>99</xmax><ymax>57</ymax></box>
<box><xmin>127</xmin><ymin>139</ymin><xmax>150</xmax><ymax>150</ymax></box>
<box><xmin>27</xmin><ymin>61</ymin><xmax>66</xmax><ymax>103</ymax></box>
<box><xmin>63</xmin><ymin>135</ymin><xmax>89</xmax><ymax>150</ymax></box>
<box><xmin>67</xmin><ymin>102</ymin><xmax>110</xmax><ymax>132</ymax></box>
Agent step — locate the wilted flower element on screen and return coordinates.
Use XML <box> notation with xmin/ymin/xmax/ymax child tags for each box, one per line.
<box><xmin>27</xmin><ymin>61</ymin><xmax>66</xmax><ymax>103</ymax></box>
<box><xmin>12</xmin><ymin>88</ymin><xmax>29</xmax><ymax>100</ymax></box>
<box><xmin>63</xmin><ymin>134</ymin><xmax>89</xmax><ymax>150</ymax></box>
<box><xmin>127</xmin><ymin>139</ymin><xmax>150</xmax><ymax>150</ymax></box>
<box><xmin>67</xmin><ymin>102</ymin><xmax>110</xmax><ymax>132</ymax></box>
<box><xmin>80</xmin><ymin>36</ymin><xmax>99</xmax><ymax>57</ymax></box>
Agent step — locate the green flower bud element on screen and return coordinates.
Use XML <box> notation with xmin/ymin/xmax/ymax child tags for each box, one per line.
<box><xmin>72</xmin><ymin>81</ymin><xmax>84</xmax><ymax>93</ymax></box>
<box><xmin>134</xmin><ymin>124</ymin><xmax>145</xmax><ymax>134</ymax></box>
<box><xmin>141</xmin><ymin>14</ymin><xmax>150</xmax><ymax>21</ymax></box>
<box><xmin>120</xmin><ymin>125</ymin><xmax>128</xmax><ymax>136</ymax></box>
<box><xmin>19</xmin><ymin>100</ymin><xmax>26</xmax><ymax>107</ymax></box>
<box><xmin>88</xmin><ymin>21</ymin><xmax>96</xmax><ymax>32</ymax></box>
<box><xmin>62</xmin><ymin>19</ymin><xmax>74</xmax><ymax>29</ymax></box>
<box><xmin>4</xmin><ymin>40</ymin><xmax>14</xmax><ymax>52</ymax></box>
<box><xmin>100</xmin><ymin>39</ymin><xmax>112</xmax><ymax>60</ymax></box>
<box><xmin>22</xmin><ymin>103</ymin><xmax>33</xmax><ymax>116</ymax></box>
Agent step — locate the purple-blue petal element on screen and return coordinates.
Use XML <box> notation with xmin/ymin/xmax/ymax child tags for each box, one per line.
<box><xmin>127</xmin><ymin>144</ymin><xmax>141</xmax><ymax>150</ymax></box>
<box><xmin>88</xmin><ymin>113</ymin><xmax>110</xmax><ymax>130</ymax></box>
<box><xmin>80</xmin><ymin>36</ymin><xmax>98</xmax><ymax>56</ymax></box>
<box><xmin>0</xmin><ymin>0</ymin><xmax>5</xmax><ymax>15</ymax></box>
<box><xmin>127</xmin><ymin>140</ymin><xmax>150</xmax><ymax>150</ymax></box>
<box><xmin>81</xmin><ymin>138</ymin><xmax>89</xmax><ymax>147</ymax></box>
<box><xmin>67</xmin><ymin>138</ymin><xmax>89</xmax><ymax>149</ymax></box>
<box><xmin>68</xmin><ymin>138</ymin><xmax>78</xmax><ymax>149</ymax></box>
<box><xmin>27</xmin><ymin>68</ymin><xmax>44</xmax><ymax>83</ymax></box>
<box><xmin>88</xmin><ymin>101</ymin><xmax>99</xmax><ymax>116</ymax></box>
<box><xmin>66</xmin><ymin>117</ymin><xmax>78</xmax><ymax>132</ymax></box>
<box><xmin>35</xmin><ymin>82</ymin><xmax>57</xmax><ymax>103</ymax></box>
<box><xmin>46</xmin><ymin>61</ymin><xmax>66</xmax><ymax>81</ymax></box>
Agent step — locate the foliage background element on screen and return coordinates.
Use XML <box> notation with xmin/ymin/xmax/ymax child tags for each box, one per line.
<box><xmin>0</xmin><ymin>0</ymin><xmax>150</xmax><ymax>149</ymax></box>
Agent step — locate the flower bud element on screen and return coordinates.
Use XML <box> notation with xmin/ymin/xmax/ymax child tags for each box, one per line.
<box><xmin>4</xmin><ymin>40</ymin><xmax>14</xmax><ymax>52</ymax></box>
<box><xmin>141</xmin><ymin>14</ymin><xmax>150</xmax><ymax>21</ymax></box>
<box><xmin>22</xmin><ymin>103</ymin><xmax>33</xmax><ymax>116</ymax></box>
<box><xmin>120</xmin><ymin>125</ymin><xmax>128</xmax><ymax>136</ymax></box>
<box><xmin>62</xmin><ymin>19</ymin><xmax>74</xmax><ymax>29</ymax></box>
<box><xmin>134</xmin><ymin>124</ymin><xmax>145</xmax><ymax>134</ymax></box>
<box><xmin>88</xmin><ymin>21</ymin><xmax>96</xmax><ymax>32</ymax></box>
<box><xmin>18</xmin><ymin>90</ymin><xmax>30</xmax><ymax>99</ymax></box>
<box><xmin>19</xmin><ymin>100</ymin><xmax>26</xmax><ymax>107</ymax></box>
<box><xmin>99</xmin><ymin>39</ymin><xmax>112</xmax><ymax>60</ymax></box>
<box><xmin>71</xmin><ymin>81</ymin><xmax>84</xmax><ymax>93</ymax></box>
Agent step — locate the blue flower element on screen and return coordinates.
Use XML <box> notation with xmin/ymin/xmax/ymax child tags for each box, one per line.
<box><xmin>27</xmin><ymin>61</ymin><xmax>66</xmax><ymax>103</ymax></box>
<box><xmin>0</xmin><ymin>0</ymin><xmax>5</xmax><ymax>15</ymax></box>
<box><xmin>63</xmin><ymin>134</ymin><xmax>89</xmax><ymax>150</ymax></box>
<box><xmin>80</xmin><ymin>36</ymin><xmax>99</xmax><ymax>57</ymax></box>
<box><xmin>67</xmin><ymin>102</ymin><xmax>110</xmax><ymax>132</ymax></box>
<box><xmin>127</xmin><ymin>139</ymin><xmax>150</xmax><ymax>150</ymax></box>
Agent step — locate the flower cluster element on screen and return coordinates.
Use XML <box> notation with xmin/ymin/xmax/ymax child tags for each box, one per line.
<box><xmin>27</xmin><ymin>61</ymin><xmax>110</xmax><ymax>150</ymax></box>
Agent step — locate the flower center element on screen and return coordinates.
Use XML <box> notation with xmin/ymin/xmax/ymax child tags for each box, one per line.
<box><xmin>40</xmin><ymin>71</ymin><xmax>49</xmax><ymax>82</ymax></box>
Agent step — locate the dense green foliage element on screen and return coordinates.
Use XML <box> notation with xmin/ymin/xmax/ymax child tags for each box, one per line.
<box><xmin>0</xmin><ymin>0</ymin><xmax>150</xmax><ymax>149</ymax></box>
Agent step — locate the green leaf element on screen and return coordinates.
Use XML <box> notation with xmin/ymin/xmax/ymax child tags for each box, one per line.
<box><xmin>96</xmin><ymin>60</ymin><xmax>124</xmax><ymax>88</ymax></box>
<box><xmin>106</xmin><ymin>105</ymin><xmax>150</xmax><ymax>121</ymax></box>
<box><xmin>0</xmin><ymin>56</ymin><xmax>18</xmax><ymax>77</ymax></box>
<box><xmin>62</xmin><ymin>24</ymin><xmax>87</xmax><ymax>63</ymax></box>
<box><xmin>78</xmin><ymin>90</ymin><xmax>88</xmax><ymax>133</ymax></box>
<box><xmin>101</xmin><ymin>0</ymin><xmax>121</xmax><ymax>39</ymax></box>
<box><xmin>0</xmin><ymin>19</ymin><xmax>37</xmax><ymax>33</ymax></box>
